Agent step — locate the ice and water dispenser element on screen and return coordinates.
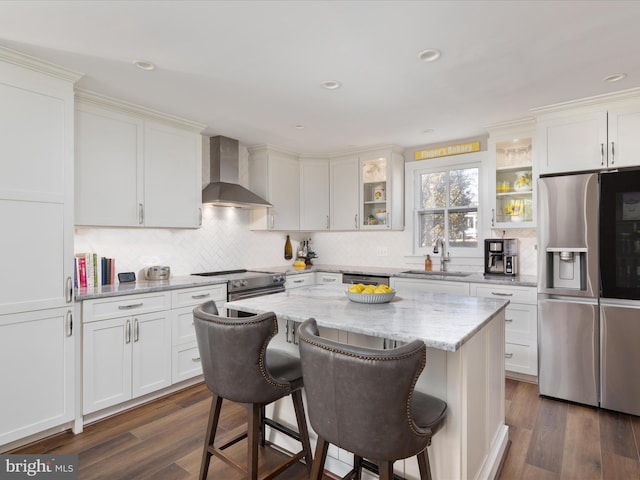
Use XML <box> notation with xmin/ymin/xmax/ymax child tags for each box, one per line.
<box><xmin>544</xmin><ymin>248</ymin><xmax>588</xmax><ymax>291</ymax></box>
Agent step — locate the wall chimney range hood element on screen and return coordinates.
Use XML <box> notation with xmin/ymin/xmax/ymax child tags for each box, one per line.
<box><xmin>202</xmin><ymin>135</ymin><xmax>272</xmax><ymax>208</ymax></box>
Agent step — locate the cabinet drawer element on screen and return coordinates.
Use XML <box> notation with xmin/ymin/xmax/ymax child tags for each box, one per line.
<box><xmin>315</xmin><ymin>272</ymin><xmax>341</xmax><ymax>285</ymax></box>
<box><xmin>471</xmin><ymin>284</ymin><xmax>536</xmax><ymax>304</ymax></box>
<box><xmin>505</xmin><ymin>341</ymin><xmax>537</xmax><ymax>376</ymax></box>
<box><xmin>171</xmin><ymin>284</ymin><xmax>227</xmax><ymax>308</ymax></box>
<box><xmin>83</xmin><ymin>292</ymin><xmax>170</xmax><ymax>322</ymax></box>
<box><xmin>285</xmin><ymin>273</ymin><xmax>314</xmax><ymax>289</ymax></box>
<box><xmin>172</xmin><ymin>343</ymin><xmax>203</xmax><ymax>383</ymax></box>
<box><xmin>505</xmin><ymin>303</ymin><xmax>537</xmax><ymax>344</ymax></box>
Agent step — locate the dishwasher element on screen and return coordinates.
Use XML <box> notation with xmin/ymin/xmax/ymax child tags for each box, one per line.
<box><xmin>342</xmin><ymin>272</ymin><xmax>391</xmax><ymax>286</ymax></box>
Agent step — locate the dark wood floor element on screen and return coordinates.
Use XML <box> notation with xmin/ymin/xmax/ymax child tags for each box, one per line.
<box><xmin>11</xmin><ymin>379</ymin><xmax>640</xmax><ymax>479</ymax></box>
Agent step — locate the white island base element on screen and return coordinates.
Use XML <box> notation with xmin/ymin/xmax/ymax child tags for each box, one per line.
<box><xmin>226</xmin><ymin>286</ymin><xmax>509</xmax><ymax>480</ymax></box>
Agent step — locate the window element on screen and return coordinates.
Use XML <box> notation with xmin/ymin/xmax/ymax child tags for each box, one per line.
<box><xmin>414</xmin><ymin>162</ymin><xmax>481</xmax><ymax>254</ymax></box>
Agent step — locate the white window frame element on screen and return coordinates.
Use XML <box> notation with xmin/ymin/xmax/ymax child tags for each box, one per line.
<box><xmin>405</xmin><ymin>150</ymin><xmax>487</xmax><ymax>258</ymax></box>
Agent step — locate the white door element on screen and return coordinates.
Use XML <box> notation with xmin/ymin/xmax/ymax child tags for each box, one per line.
<box><xmin>0</xmin><ymin>308</ymin><xmax>74</xmax><ymax>445</ymax></box>
<box><xmin>131</xmin><ymin>311</ymin><xmax>172</xmax><ymax>398</ymax></box>
<box><xmin>608</xmin><ymin>105</ymin><xmax>640</xmax><ymax>168</ymax></box>
<box><xmin>300</xmin><ymin>158</ymin><xmax>329</xmax><ymax>230</ymax></box>
<box><xmin>330</xmin><ymin>156</ymin><xmax>359</xmax><ymax>230</ymax></box>
<box><xmin>267</xmin><ymin>151</ymin><xmax>300</xmax><ymax>230</ymax></box>
<box><xmin>83</xmin><ymin>317</ymin><xmax>132</xmax><ymax>414</ymax></box>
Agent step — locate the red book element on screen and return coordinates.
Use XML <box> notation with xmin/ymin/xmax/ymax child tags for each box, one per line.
<box><xmin>78</xmin><ymin>256</ymin><xmax>87</xmax><ymax>288</ymax></box>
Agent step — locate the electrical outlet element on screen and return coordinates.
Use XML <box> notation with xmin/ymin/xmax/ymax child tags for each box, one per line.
<box><xmin>376</xmin><ymin>246</ymin><xmax>388</xmax><ymax>257</ymax></box>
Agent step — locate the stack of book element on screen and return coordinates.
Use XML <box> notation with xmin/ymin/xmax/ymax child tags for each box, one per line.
<box><xmin>75</xmin><ymin>253</ymin><xmax>116</xmax><ymax>288</ymax></box>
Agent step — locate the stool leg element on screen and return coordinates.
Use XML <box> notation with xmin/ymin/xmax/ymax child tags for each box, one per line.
<box><xmin>199</xmin><ymin>395</ymin><xmax>223</xmax><ymax>480</ymax></box>
<box><xmin>378</xmin><ymin>460</ymin><xmax>394</xmax><ymax>480</ymax></box>
<box><xmin>353</xmin><ymin>455</ymin><xmax>363</xmax><ymax>480</ymax></box>
<box><xmin>310</xmin><ymin>436</ymin><xmax>329</xmax><ymax>480</ymax></box>
<box><xmin>247</xmin><ymin>404</ymin><xmax>260</xmax><ymax>480</ymax></box>
<box><xmin>259</xmin><ymin>404</ymin><xmax>266</xmax><ymax>447</ymax></box>
<box><xmin>417</xmin><ymin>448</ymin><xmax>432</xmax><ymax>480</ymax></box>
<box><xmin>291</xmin><ymin>390</ymin><xmax>313</xmax><ymax>473</ymax></box>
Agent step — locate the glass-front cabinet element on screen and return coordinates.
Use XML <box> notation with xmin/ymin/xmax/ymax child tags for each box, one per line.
<box><xmin>359</xmin><ymin>147</ymin><xmax>404</xmax><ymax>230</ymax></box>
<box><xmin>488</xmin><ymin>121</ymin><xmax>536</xmax><ymax>228</ymax></box>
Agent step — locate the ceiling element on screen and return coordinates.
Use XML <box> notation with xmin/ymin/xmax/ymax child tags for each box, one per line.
<box><xmin>2</xmin><ymin>0</ymin><xmax>640</xmax><ymax>154</ymax></box>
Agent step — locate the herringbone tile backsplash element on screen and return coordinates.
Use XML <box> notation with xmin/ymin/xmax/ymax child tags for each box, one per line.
<box><xmin>75</xmin><ymin>207</ymin><xmax>537</xmax><ymax>277</ymax></box>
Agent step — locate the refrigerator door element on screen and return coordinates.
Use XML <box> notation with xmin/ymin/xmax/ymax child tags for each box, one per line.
<box><xmin>600</xmin><ymin>300</ymin><xmax>640</xmax><ymax>416</ymax></box>
<box><xmin>537</xmin><ymin>173</ymin><xmax>599</xmax><ymax>298</ymax></box>
<box><xmin>538</xmin><ymin>296</ymin><xmax>599</xmax><ymax>406</ymax></box>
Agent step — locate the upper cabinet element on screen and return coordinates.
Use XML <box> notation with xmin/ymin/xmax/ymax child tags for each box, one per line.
<box><xmin>299</xmin><ymin>157</ymin><xmax>330</xmax><ymax>231</ymax></box>
<box><xmin>487</xmin><ymin>120</ymin><xmax>536</xmax><ymax>229</ymax></box>
<box><xmin>330</xmin><ymin>155</ymin><xmax>360</xmax><ymax>230</ymax></box>
<box><xmin>75</xmin><ymin>91</ymin><xmax>205</xmax><ymax>228</ymax></box>
<box><xmin>533</xmin><ymin>88</ymin><xmax>640</xmax><ymax>175</ymax></box>
<box><xmin>359</xmin><ymin>147</ymin><xmax>404</xmax><ymax>230</ymax></box>
<box><xmin>248</xmin><ymin>146</ymin><xmax>300</xmax><ymax>231</ymax></box>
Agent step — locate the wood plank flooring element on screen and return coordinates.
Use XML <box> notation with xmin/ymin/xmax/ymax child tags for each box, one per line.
<box><xmin>11</xmin><ymin>379</ymin><xmax>640</xmax><ymax>479</ymax></box>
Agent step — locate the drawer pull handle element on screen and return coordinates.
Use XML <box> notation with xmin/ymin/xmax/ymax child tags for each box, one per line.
<box><xmin>322</xmin><ymin>278</ymin><xmax>336</xmax><ymax>282</ymax></box>
<box><xmin>191</xmin><ymin>293</ymin><xmax>211</xmax><ymax>299</ymax></box>
<box><xmin>491</xmin><ymin>292</ymin><xmax>513</xmax><ymax>297</ymax></box>
<box><xmin>505</xmin><ymin>353</ymin><xmax>514</xmax><ymax>359</ymax></box>
<box><xmin>119</xmin><ymin>302</ymin><xmax>143</xmax><ymax>310</ymax></box>
<box><xmin>192</xmin><ymin>357</ymin><xmax>201</xmax><ymax>362</ymax></box>
<box><xmin>293</xmin><ymin>279</ymin><xmax>304</xmax><ymax>283</ymax></box>
<box><xmin>505</xmin><ymin>318</ymin><xmax>513</xmax><ymax>323</ymax></box>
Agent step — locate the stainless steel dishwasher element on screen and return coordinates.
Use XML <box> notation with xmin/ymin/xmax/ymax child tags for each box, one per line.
<box><xmin>342</xmin><ymin>272</ymin><xmax>391</xmax><ymax>286</ymax></box>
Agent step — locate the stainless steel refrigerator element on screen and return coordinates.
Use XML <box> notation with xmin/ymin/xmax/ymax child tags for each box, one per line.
<box><xmin>538</xmin><ymin>173</ymin><xmax>599</xmax><ymax>407</ymax></box>
<box><xmin>538</xmin><ymin>169</ymin><xmax>640</xmax><ymax>416</ymax></box>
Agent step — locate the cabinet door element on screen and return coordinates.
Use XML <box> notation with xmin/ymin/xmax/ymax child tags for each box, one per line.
<box><xmin>131</xmin><ymin>311</ymin><xmax>172</xmax><ymax>398</ymax></box>
<box><xmin>75</xmin><ymin>103</ymin><xmax>144</xmax><ymax>226</ymax></box>
<box><xmin>315</xmin><ymin>272</ymin><xmax>342</xmax><ymax>286</ymax></box>
<box><xmin>537</xmin><ymin>111</ymin><xmax>607</xmax><ymax>174</ymax></box>
<box><xmin>268</xmin><ymin>151</ymin><xmax>300</xmax><ymax>230</ymax></box>
<box><xmin>285</xmin><ymin>273</ymin><xmax>315</xmax><ymax>289</ymax></box>
<box><xmin>0</xmin><ymin>308</ymin><xmax>74</xmax><ymax>445</ymax></box>
<box><xmin>330</xmin><ymin>156</ymin><xmax>359</xmax><ymax>230</ymax></box>
<box><xmin>608</xmin><ymin>104</ymin><xmax>640</xmax><ymax>168</ymax></box>
<box><xmin>83</xmin><ymin>317</ymin><xmax>132</xmax><ymax>414</ymax></box>
<box><xmin>300</xmin><ymin>158</ymin><xmax>329</xmax><ymax>230</ymax></box>
<box><xmin>143</xmin><ymin>121</ymin><xmax>202</xmax><ymax>228</ymax></box>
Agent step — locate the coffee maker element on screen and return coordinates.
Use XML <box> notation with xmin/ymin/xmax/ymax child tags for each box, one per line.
<box><xmin>484</xmin><ymin>238</ymin><xmax>518</xmax><ymax>276</ymax></box>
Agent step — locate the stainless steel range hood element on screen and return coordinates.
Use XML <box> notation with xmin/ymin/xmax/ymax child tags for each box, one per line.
<box><xmin>202</xmin><ymin>135</ymin><xmax>272</xmax><ymax>208</ymax></box>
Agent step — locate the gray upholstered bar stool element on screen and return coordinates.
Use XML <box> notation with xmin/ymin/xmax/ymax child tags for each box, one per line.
<box><xmin>298</xmin><ymin>318</ymin><xmax>447</xmax><ymax>480</ymax></box>
<box><xmin>193</xmin><ymin>301</ymin><xmax>313</xmax><ymax>480</ymax></box>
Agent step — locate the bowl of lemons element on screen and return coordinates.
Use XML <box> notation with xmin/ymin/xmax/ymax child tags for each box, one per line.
<box><xmin>346</xmin><ymin>283</ymin><xmax>396</xmax><ymax>304</ymax></box>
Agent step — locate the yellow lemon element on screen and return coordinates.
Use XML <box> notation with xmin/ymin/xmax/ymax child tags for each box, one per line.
<box><xmin>348</xmin><ymin>285</ymin><xmax>362</xmax><ymax>293</ymax></box>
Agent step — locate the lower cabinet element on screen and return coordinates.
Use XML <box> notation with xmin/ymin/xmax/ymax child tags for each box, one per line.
<box><xmin>0</xmin><ymin>307</ymin><xmax>75</xmax><ymax>446</ymax></box>
<box><xmin>284</xmin><ymin>272</ymin><xmax>315</xmax><ymax>289</ymax></box>
<box><xmin>82</xmin><ymin>309</ymin><xmax>172</xmax><ymax>414</ymax></box>
<box><xmin>470</xmin><ymin>283</ymin><xmax>538</xmax><ymax>377</ymax></box>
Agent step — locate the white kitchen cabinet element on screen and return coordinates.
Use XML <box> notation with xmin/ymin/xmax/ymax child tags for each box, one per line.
<box><xmin>170</xmin><ymin>284</ymin><xmax>226</xmax><ymax>383</ymax></box>
<box><xmin>470</xmin><ymin>283</ymin><xmax>538</xmax><ymax>377</ymax></box>
<box><xmin>315</xmin><ymin>271</ymin><xmax>342</xmax><ymax>286</ymax></box>
<box><xmin>330</xmin><ymin>155</ymin><xmax>360</xmax><ymax>230</ymax></box>
<box><xmin>82</xmin><ymin>292</ymin><xmax>172</xmax><ymax>414</ymax></box>
<box><xmin>248</xmin><ymin>146</ymin><xmax>300</xmax><ymax>231</ymax></box>
<box><xmin>359</xmin><ymin>147</ymin><xmax>404</xmax><ymax>230</ymax></box>
<box><xmin>285</xmin><ymin>272</ymin><xmax>315</xmax><ymax>289</ymax></box>
<box><xmin>534</xmin><ymin>89</ymin><xmax>640</xmax><ymax>174</ymax></box>
<box><xmin>390</xmin><ymin>277</ymin><xmax>470</xmax><ymax>296</ymax></box>
<box><xmin>300</xmin><ymin>157</ymin><xmax>330</xmax><ymax>231</ymax></box>
<box><xmin>487</xmin><ymin>120</ymin><xmax>536</xmax><ymax>229</ymax></box>
<box><xmin>75</xmin><ymin>91</ymin><xmax>204</xmax><ymax>228</ymax></box>
<box><xmin>0</xmin><ymin>47</ymin><xmax>80</xmax><ymax>447</ymax></box>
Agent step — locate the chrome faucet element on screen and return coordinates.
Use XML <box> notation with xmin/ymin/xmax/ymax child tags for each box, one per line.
<box><xmin>433</xmin><ymin>236</ymin><xmax>450</xmax><ymax>272</ymax></box>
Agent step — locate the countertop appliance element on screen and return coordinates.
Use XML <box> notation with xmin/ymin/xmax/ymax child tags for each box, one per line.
<box><xmin>538</xmin><ymin>169</ymin><xmax>640</xmax><ymax>416</ymax></box>
<box><xmin>145</xmin><ymin>265</ymin><xmax>170</xmax><ymax>281</ymax></box>
<box><xmin>484</xmin><ymin>238</ymin><xmax>518</xmax><ymax>276</ymax></box>
<box><xmin>191</xmin><ymin>269</ymin><xmax>285</xmax><ymax>302</ymax></box>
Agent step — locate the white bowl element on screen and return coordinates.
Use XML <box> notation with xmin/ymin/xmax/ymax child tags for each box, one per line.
<box><xmin>374</xmin><ymin>211</ymin><xmax>387</xmax><ymax>221</ymax></box>
<box><xmin>346</xmin><ymin>291</ymin><xmax>396</xmax><ymax>304</ymax></box>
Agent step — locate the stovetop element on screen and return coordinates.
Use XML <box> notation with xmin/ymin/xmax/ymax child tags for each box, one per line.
<box><xmin>191</xmin><ymin>269</ymin><xmax>285</xmax><ymax>292</ymax></box>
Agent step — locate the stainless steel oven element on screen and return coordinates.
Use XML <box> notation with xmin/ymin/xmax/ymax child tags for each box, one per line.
<box><xmin>191</xmin><ymin>269</ymin><xmax>286</xmax><ymax>317</ymax></box>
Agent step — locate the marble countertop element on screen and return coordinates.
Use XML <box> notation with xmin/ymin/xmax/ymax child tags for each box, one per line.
<box><xmin>75</xmin><ymin>275</ymin><xmax>227</xmax><ymax>301</ymax></box>
<box><xmin>262</xmin><ymin>263</ymin><xmax>537</xmax><ymax>287</ymax></box>
<box><xmin>225</xmin><ymin>284</ymin><xmax>509</xmax><ymax>352</ymax></box>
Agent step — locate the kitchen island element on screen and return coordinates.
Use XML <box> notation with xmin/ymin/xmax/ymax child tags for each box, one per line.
<box><xmin>226</xmin><ymin>284</ymin><xmax>509</xmax><ymax>480</ymax></box>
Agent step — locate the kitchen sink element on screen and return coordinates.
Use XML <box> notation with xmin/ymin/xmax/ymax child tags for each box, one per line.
<box><xmin>401</xmin><ymin>270</ymin><xmax>472</xmax><ymax>278</ymax></box>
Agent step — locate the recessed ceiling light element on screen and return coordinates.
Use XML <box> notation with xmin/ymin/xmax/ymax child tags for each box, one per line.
<box><xmin>321</xmin><ymin>80</ymin><xmax>341</xmax><ymax>90</ymax></box>
<box><xmin>133</xmin><ymin>60</ymin><xmax>156</xmax><ymax>71</ymax></box>
<box><xmin>418</xmin><ymin>49</ymin><xmax>441</xmax><ymax>63</ymax></box>
<box><xmin>423</xmin><ymin>129</ymin><xmax>434</xmax><ymax>134</ymax></box>
<box><xmin>603</xmin><ymin>73</ymin><xmax>626</xmax><ymax>83</ymax></box>
<box><xmin>295</xmin><ymin>124</ymin><xmax>305</xmax><ymax>130</ymax></box>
